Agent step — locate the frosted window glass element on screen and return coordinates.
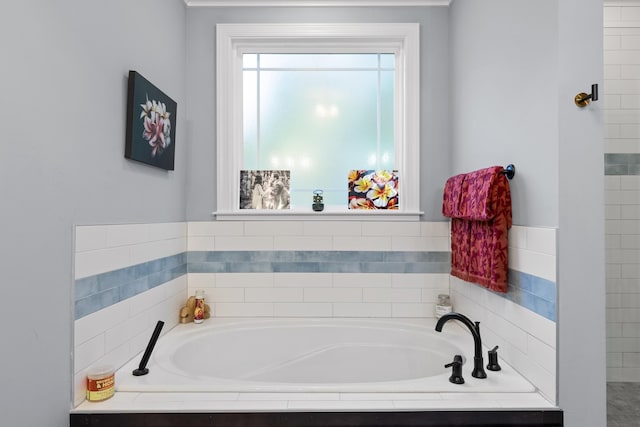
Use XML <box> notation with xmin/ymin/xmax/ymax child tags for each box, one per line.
<box><xmin>243</xmin><ymin>54</ymin><xmax>258</xmax><ymax>68</ymax></box>
<box><xmin>243</xmin><ymin>54</ymin><xmax>394</xmax><ymax>207</ymax></box>
<box><xmin>243</xmin><ymin>70</ymin><xmax>258</xmax><ymax>170</ymax></box>
<box><xmin>259</xmin><ymin>54</ymin><xmax>379</xmax><ymax>69</ymax></box>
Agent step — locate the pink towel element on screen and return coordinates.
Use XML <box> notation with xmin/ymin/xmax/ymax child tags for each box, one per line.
<box><xmin>442</xmin><ymin>166</ymin><xmax>512</xmax><ymax>292</ymax></box>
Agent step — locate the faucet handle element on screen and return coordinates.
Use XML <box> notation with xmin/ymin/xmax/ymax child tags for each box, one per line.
<box><xmin>486</xmin><ymin>346</ymin><xmax>502</xmax><ymax>371</ymax></box>
<box><xmin>444</xmin><ymin>355</ymin><xmax>465</xmax><ymax>384</ymax></box>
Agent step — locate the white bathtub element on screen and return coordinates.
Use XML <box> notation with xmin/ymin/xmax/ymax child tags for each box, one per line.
<box><xmin>116</xmin><ymin>318</ymin><xmax>535</xmax><ymax>393</ymax></box>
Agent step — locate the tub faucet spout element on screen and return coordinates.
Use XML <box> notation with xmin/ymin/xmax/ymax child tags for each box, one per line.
<box><xmin>435</xmin><ymin>312</ymin><xmax>487</xmax><ymax>379</ymax></box>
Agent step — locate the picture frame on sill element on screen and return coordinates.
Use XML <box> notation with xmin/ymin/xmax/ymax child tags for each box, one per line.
<box><xmin>240</xmin><ymin>170</ymin><xmax>291</xmax><ymax>210</ymax></box>
<box><xmin>348</xmin><ymin>169</ymin><xmax>399</xmax><ymax>210</ymax></box>
<box><xmin>125</xmin><ymin>70</ymin><xmax>177</xmax><ymax>171</ymax></box>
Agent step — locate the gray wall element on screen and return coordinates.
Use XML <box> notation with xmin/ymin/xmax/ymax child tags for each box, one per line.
<box><xmin>450</xmin><ymin>1</ymin><xmax>606</xmax><ymax>426</ymax></box>
<box><xmin>0</xmin><ymin>1</ymin><xmax>187</xmax><ymax>426</ymax></box>
<box><xmin>450</xmin><ymin>0</ymin><xmax>559</xmax><ymax>227</ymax></box>
<box><xmin>184</xmin><ymin>6</ymin><xmax>451</xmax><ymax>220</ymax></box>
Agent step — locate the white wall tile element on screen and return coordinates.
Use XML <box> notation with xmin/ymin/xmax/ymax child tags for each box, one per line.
<box><xmin>332</xmin><ymin>236</ymin><xmax>391</xmax><ymax>251</ymax></box>
<box><xmin>362</xmin><ymin>288</ymin><xmax>420</xmax><ymax>303</ymax></box>
<box><xmin>187</xmin><ymin>273</ymin><xmax>217</xmax><ymax>287</ymax></box>
<box><xmin>421</xmin><ymin>221</ymin><xmax>450</xmax><ymax>237</ymax></box>
<box><xmin>333</xmin><ymin>273</ymin><xmax>391</xmax><ymax>288</ymax></box>
<box><xmin>244</xmin><ymin>221</ymin><xmax>304</xmax><ymax>236</ymax></box>
<box><xmin>214</xmin><ymin>303</ymin><xmax>274</xmax><ymax>317</ymax></box>
<box><xmin>215</xmin><ymin>236</ymin><xmax>274</xmax><ymax>250</ymax></box>
<box><xmin>391</xmin><ymin>273</ymin><xmax>449</xmax><ymax>288</ymax></box>
<box><xmin>274</xmin><ymin>273</ymin><xmax>332</xmax><ymax>288</ymax></box>
<box><xmin>391</xmin><ymin>303</ymin><xmax>434</xmax><ymax>318</ymax></box>
<box><xmin>245</xmin><ymin>288</ymin><xmax>303</xmax><ymax>302</ymax></box>
<box><xmin>302</xmin><ymin>221</ymin><xmax>362</xmax><ymax>236</ymax></box>
<box><xmin>188</xmin><ymin>221</ymin><xmax>244</xmax><ymax>236</ymax></box>
<box><xmin>106</xmin><ymin>224</ymin><xmax>151</xmax><ymax>247</ymax></box>
<box><xmin>508</xmin><ymin>226</ymin><xmax>527</xmax><ymax>249</ymax></box>
<box><xmin>362</xmin><ymin>222</ymin><xmax>421</xmax><ymax>236</ymax></box>
<box><xmin>273</xmin><ymin>236</ymin><xmax>333</xmax><ymax>250</ymax></box>
<box><xmin>215</xmin><ymin>273</ymin><xmax>274</xmax><ymax>287</ymax></box>
<box><xmin>204</xmin><ymin>288</ymin><xmax>245</xmax><ymax>303</ymax></box>
<box><xmin>75</xmin><ymin>246</ymin><xmax>132</xmax><ymax>279</ymax></box>
<box><xmin>304</xmin><ymin>288</ymin><xmax>362</xmax><ymax>303</ymax></box>
<box><xmin>75</xmin><ymin>300</ymin><xmax>130</xmax><ymax>346</ymax></box>
<box><xmin>74</xmin><ymin>334</ymin><xmax>105</xmax><ymax>374</ymax></box>
<box><xmin>187</xmin><ymin>236</ymin><xmax>215</xmax><ymax>251</ymax></box>
<box><xmin>75</xmin><ymin>226</ymin><xmax>108</xmax><ymax>252</ymax></box>
<box><xmin>526</xmin><ymin>227</ymin><xmax>556</xmax><ymax>256</ymax></box>
<box><xmin>332</xmin><ymin>302</ymin><xmax>391</xmax><ymax>317</ymax></box>
<box><xmin>274</xmin><ymin>303</ymin><xmax>333</xmax><ymax>317</ymax></box>
<box><xmin>392</xmin><ymin>236</ymin><xmax>449</xmax><ymax>251</ymax></box>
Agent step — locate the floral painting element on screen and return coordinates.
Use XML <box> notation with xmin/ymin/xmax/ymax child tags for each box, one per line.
<box><xmin>348</xmin><ymin>170</ymin><xmax>399</xmax><ymax>210</ymax></box>
<box><xmin>125</xmin><ymin>71</ymin><xmax>177</xmax><ymax>170</ymax></box>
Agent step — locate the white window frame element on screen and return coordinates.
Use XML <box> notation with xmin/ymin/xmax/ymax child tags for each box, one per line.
<box><xmin>215</xmin><ymin>23</ymin><xmax>421</xmax><ymax>220</ymax></box>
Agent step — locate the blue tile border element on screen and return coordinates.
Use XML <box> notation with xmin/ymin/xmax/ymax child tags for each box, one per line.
<box><xmin>186</xmin><ymin>251</ymin><xmax>450</xmax><ymax>274</ymax></box>
<box><xmin>74</xmin><ymin>250</ymin><xmax>554</xmax><ymax>322</ymax></box>
<box><xmin>605</xmin><ymin>153</ymin><xmax>640</xmax><ymax>175</ymax></box>
<box><xmin>74</xmin><ymin>253</ymin><xmax>187</xmax><ymax>320</ymax></box>
<box><xmin>504</xmin><ymin>269</ymin><xmax>556</xmax><ymax>322</ymax></box>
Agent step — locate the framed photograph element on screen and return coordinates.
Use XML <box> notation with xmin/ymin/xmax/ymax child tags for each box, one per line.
<box><xmin>240</xmin><ymin>170</ymin><xmax>290</xmax><ymax>210</ymax></box>
<box><xmin>125</xmin><ymin>70</ymin><xmax>177</xmax><ymax>170</ymax></box>
<box><xmin>348</xmin><ymin>170</ymin><xmax>399</xmax><ymax>210</ymax></box>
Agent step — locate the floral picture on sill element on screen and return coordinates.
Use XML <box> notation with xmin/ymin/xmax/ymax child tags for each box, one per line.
<box><xmin>348</xmin><ymin>170</ymin><xmax>399</xmax><ymax>210</ymax></box>
<box><xmin>125</xmin><ymin>70</ymin><xmax>177</xmax><ymax>170</ymax></box>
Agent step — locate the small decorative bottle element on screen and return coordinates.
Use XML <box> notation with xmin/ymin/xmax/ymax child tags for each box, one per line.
<box><xmin>435</xmin><ymin>294</ymin><xmax>452</xmax><ymax>318</ymax></box>
<box><xmin>194</xmin><ymin>290</ymin><xmax>205</xmax><ymax>324</ymax></box>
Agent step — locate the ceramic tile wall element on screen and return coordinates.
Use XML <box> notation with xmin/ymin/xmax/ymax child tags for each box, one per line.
<box><xmin>605</xmin><ymin>5</ymin><xmax>640</xmax><ymax>382</ymax></box>
<box><xmin>73</xmin><ymin>223</ymin><xmax>188</xmax><ymax>406</ymax></box>
<box><xmin>186</xmin><ymin>221</ymin><xmax>451</xmax><ymax>318</ymax></box>
<box><xmin>73</xmin><ymin>220</ymin><xmax>557</xmax><ymax>407</ymax></box>
<box><xmin>451</xmin><ymin>226</ymin><xmax>557</xmax><ymax>403</ymax></box>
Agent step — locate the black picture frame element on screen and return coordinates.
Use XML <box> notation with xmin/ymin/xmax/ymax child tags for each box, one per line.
<box><xmin>125</xmin><ymin>70</ymin><xmax>177</xmax><ymax>170</ymax></box>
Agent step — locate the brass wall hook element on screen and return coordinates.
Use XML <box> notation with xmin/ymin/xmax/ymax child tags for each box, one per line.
<box><xmin>575</xmin><ymin>83</ymin><xmax>599</xmax><ymax>108</ymax></box>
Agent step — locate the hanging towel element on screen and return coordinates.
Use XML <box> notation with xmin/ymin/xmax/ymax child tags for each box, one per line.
<box><xmin>442</xmin><ymin>166</ymin><xmax>512</xmax><ymax>293</ymax></box>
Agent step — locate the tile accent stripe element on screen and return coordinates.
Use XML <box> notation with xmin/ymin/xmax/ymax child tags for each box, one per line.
<box><xmin>74</xmin><ymin>250</ymin><xmax>449</xmax><ymax>319</ymax></box>
<box><xmin>605</xmin><ymin>153</ymin><xmax>640</xmax><ymax>175</ymax></box>
<box><xmin>506</xmin><ymin>269</ymin><xmax>556</xmax><ymax>321</ymax></box>
<box><xmin>187</xmin><ymin>251</ymin><xmax>450</xmax><ymax>274</ymax></box>
<box><xmin>74</xmin><ymin>253</ymin><xmax>187</xmax><ymax>319</ymax></box>
<box><xmin>74</xmin><ymin>250</ymin><xmax>554</xmax><ymax>321</ymax></box>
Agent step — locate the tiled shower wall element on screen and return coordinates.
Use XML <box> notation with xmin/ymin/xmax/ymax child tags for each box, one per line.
<box><xmin>605</xmin><ymin>5</ymin><xmax>640</xmax><ymax>382</ymax></box>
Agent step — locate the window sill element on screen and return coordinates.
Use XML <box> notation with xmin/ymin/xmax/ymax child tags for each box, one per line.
<box><xmin>212</xmin><ymin>208</ymin><xmax>423</xmax><ymax>221</ymax></box>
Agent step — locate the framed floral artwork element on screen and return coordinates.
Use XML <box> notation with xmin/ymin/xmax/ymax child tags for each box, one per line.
<box><xmin>125</xmin><ymin>71</ymin><xmax>177</xmax><ymax>170</ymax></box>
<box><xmin>348</xmin><ymin>170</ymin><xmax>399</xmax><ymax>210</ymax></box>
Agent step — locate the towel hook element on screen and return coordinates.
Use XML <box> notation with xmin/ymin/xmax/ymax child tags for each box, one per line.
<box><xmin>501</xmin><ymin>164</ymin><xmax>515</xmax><ymax>180</ymax></box>
<box><xmin>575</xmin><ymin>84</ymin><xmax>599</xmax><ymax>108</ymax></box>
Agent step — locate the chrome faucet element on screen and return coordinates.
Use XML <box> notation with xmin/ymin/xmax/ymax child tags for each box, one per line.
<box><xmin>435</xmin><ymin>312</ymin><xmax>487</xmax><ymax>379</ymax></box>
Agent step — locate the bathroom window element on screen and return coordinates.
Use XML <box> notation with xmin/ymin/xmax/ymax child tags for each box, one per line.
<box><xmin>243</xmin><ymin>53</ymin><xmax>395</xmax><ymax>206</ymax></box>
<box><xmin>216</xmin><ymin>23</ymin><xmax>420</xmax><ymax>217</ymax></box>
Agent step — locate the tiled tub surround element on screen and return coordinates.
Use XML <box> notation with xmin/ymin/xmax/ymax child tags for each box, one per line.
<box><xmin>186</xmin><ymin>221</ymin><xmax>451</xmax><ymax>318</ymax></box>
<box><xmin>604</xmin><ymin>6</ymin><xmax>640</xmax><ymax>383</ymax></box>
<box><xmin>73</xmin><ymin>223</ymin><xmax>188</xmax><ymax>406</ymax></box>
<box><xmin>73</xmin><ymin>221</ymin><xmax>557</xmax><ymax>410</ymax></box>
<box><xmin>451</xmin><ymin>226</ymin><xmax>557</xmax><ymax>403</ymax></box>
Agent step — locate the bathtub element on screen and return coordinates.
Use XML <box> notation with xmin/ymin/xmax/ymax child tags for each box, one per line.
<box><xmin>116</xmin><ymin>318</ymin><xmax>535</xmax><ymax>393</ymax></box>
